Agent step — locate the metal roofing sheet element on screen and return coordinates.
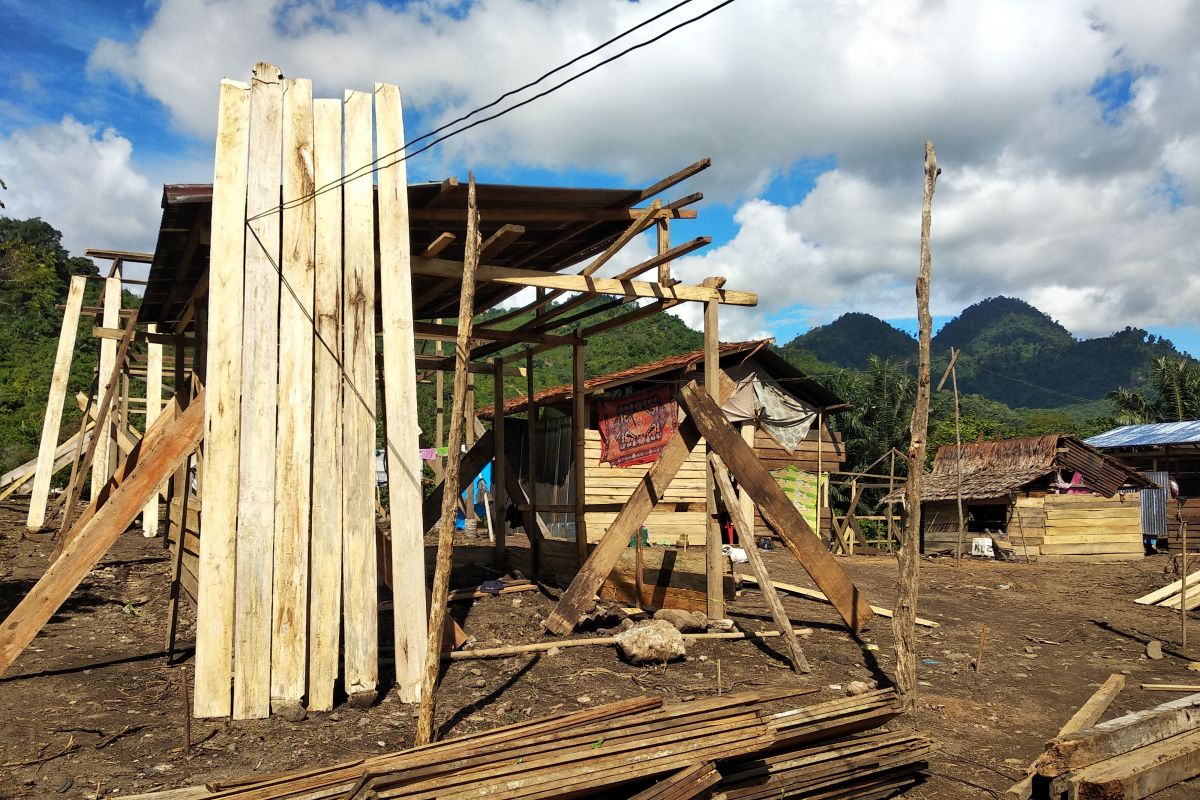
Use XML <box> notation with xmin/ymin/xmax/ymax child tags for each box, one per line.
<box><xmin>1086</xmin><ymin>421</ymin><xmax>1200</xmax><ymax>449</ymax></box>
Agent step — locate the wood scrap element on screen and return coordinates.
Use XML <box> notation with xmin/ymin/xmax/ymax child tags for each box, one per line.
<box><xmin>736</xmin><ymin>574</ymin><xmax>940</xmax><ymax>628</ymax></box>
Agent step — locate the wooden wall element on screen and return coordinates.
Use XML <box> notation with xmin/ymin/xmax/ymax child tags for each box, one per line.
<box><xmin>1014</xmin><ymin>493</ymin><xmax>1143</xmax><ymax>562</ymax></box>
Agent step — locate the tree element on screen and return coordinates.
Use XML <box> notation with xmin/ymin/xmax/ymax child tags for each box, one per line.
<box><xmin>821</xmin><ymin>356</ymin><xmax>915</xmax><ymax>478</ymax></box>
<box><xmin>1106</xmin><ymin>357</ymin><xmax>1200</xmax><ymax>424</ymax></box>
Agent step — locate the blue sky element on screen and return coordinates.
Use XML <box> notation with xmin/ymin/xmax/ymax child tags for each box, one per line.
<box><xmin>2</xmin><ymin>0</ymin><xmax>1198</xmax><ymax>357</ymax></box>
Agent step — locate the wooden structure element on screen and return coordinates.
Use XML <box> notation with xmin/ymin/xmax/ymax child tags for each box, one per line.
<box><xmin>1087</xmin><ymin>421</ymin><xmax>1200</xmax><ymax>552</ymax></box>
<box><xmin>480</xmin><ymin>340</ymin><xmax>848</xmax><ymax>546</ymax></box>
<box><xmin>889</xmin><ymin>434</ymin><xmax>1153</xmax><ymax>561</ymax></box>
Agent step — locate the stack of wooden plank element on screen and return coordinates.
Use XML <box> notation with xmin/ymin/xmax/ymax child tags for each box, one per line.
<box><xmin>1037</xmin><ymin>494</ymin><xmax>1144</xmax><ymax>563</ymax></box>
<box><xmin>1134</xmin><ymin>568</ymin><xmax>1200</xmax><ymax>611</ymax></box>
<box><xmin>125</xmin><ymin>689</ymin><xmax>930</xmax><ymax>800</ymax></box>
<box><xmin>1018</xmin><ymin>691</ymin><xmax>1200</xmax><ymax>799</ymax></box>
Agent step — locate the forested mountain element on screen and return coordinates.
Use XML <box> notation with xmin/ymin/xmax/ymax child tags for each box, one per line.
<box><xmin>779</xmin><ymin>296</ymin><xmax>1192</xmax><ymax>409</ymax></box>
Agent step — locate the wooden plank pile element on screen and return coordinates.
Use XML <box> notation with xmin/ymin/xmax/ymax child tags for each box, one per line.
<box><xmin>1011</xmin><ymin>684</ymin><xmax>1200</xmax><ymax>799</ymax></box>
<box><xmin>1030</xmin><ymin>494</ymin><xmax>1144</xmax><ymax>563</ymax></box>
<box><xmin>1134</xmin><ymin>568</ymin><xmax>1200</xmax><ymax>611</ymax></box>
<box><xmin>124</xmin><ymin>689</ymin><xmax>931</xmax><ymax>800</ymax></box>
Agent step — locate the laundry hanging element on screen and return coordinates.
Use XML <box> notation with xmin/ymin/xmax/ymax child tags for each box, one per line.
<box><xmin>596</xmin><ymin>384</ymin><xmax>679</xmax><ymax>468</ymax></box>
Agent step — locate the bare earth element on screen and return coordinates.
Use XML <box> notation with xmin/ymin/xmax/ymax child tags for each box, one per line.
<box><xmin>2</xmin><ymin>498</ymin><xmax>1198</xmax><ymax>799</ymax></box>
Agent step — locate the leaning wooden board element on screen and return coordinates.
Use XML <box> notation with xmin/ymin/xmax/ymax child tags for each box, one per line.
<box><xmin>677</xmin><ymin>380</ymin><xmax>874</xmax><ymax>632</ymax></box>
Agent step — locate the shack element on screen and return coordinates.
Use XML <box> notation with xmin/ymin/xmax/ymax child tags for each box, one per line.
<box><xmin>481</xmin><ymin>339</ymin><xmax>848</xmax><ymax>545</ymax></box>
<box><xmin>897</xmin><ymin>435</ymin><xmax>1153</xmax><ymax>561</ymax></box>
<box><xmin>1086</xmin><ymin>421</ymin><xmax>1200</xmax><ymax>552</ymax></box>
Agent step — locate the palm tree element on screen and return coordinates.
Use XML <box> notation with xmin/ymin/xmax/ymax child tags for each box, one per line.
<box><xmin>1106</xmin><ymin>357</ymin><xmax>1200</xmax><ymax>424</ymax></box>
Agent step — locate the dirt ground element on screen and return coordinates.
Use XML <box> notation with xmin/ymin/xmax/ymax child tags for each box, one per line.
<box><xmin>3</xmin><ymin>499</ymin><xmax>1200</xmax><ymax>800</ymax></box>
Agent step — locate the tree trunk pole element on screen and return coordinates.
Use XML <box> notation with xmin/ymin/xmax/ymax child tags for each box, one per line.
<box><xmin>895</xmin><ymin>141</ymin><xmax>939</xmax><ymax>712</ymax></box>
<box><xmin>415</xmin><ymin>175</ymin><xmax>480</xmax><ymax>745</ymax></box>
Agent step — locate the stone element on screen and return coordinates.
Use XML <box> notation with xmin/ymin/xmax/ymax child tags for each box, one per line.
<box><xmin>1187</xmin><ymin>662</ymin><xmax>1200</xmax><ymax>672</ymax></box>
<box><xmin>845</xmin><ymin>680</ymin><xmax>874</xmax><ymax>696</ymax></box>
<box><xmin>615</xmin><ymin>619</ymin><xmax>686</xmax><ymax>664</ymax></box>
<box><xmin>576</xmin><ymin>696</ymin><xmax>592</xmax><ymax>704</ymax></box>
<box><xmin>1147</xmin><ymin>640</ymin><xmax>1164</xmax><ymax>660</ymax></box>
<box><xmin>272</xmin><ymin>700</ymin><xmax>307</xmax><ymax>722</ymax></box>
<box><xmin>653</xmin><ymin>608</ymin><xmax>708</xmax><ymax>633</ymax></box>
<box><xmin>473</xmin><ymin>679</ymin><xmax>486</xmax><ymax>688</ymax></box>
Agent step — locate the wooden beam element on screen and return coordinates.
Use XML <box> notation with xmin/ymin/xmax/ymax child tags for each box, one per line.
<box><xmin>377</xmin><ymin>81</ymin><xmax>428</xmax><ymax>705</ymax></box>
<box><xmin>737</xmin><ymin>574</ymin><xmax>939</xmax><ymax>628</ymax></box>
<box><xmin>307</xmin><ymin>96</ymin><xmax>343</xmax><ymax>713</ymax></box>
<box><xmin>84</xmin><ymin>248</ymin><xmax>154</xmax><ymax>264</ymax></box>
<box><xmin>710</xmin><ymin>453</ymin><xmax>809</xmax><ymax>672</ymax></box>
<box><xmin>408</xmin><ymin>206</ymin><xmax>695</xmax><ymax>223</ymax></box>
<box><xmin>676</xmin><ymin>380</ymin><xmax>874</xmax><ymax>633</ymax></box>
<box><xmin>27</xmin><ymin>276</ymin><xmax>86</xmax><ymax>530</ymax></box>
<box><xmin>411</xmin><ymin>257</ymin><xmax>756</xmax><ymax>306</ymax></box>
<box><xmin>141</xmin><ymin>323</ymin><xmax>163</xmax><ymax>537</ymax></box>
<box><xmin>91</xmin><ymin>326</ymin><xmax>196</xmax><ymax>347</ymax></box>
<box><xmin>420</xmin><ymin>232</ymin><xmax>456</xmax><ymax>258</ymax></box>
<box><xmin>417</xmin><ymin>174</ymin><xmax>481</xmax><ymax>745</ymax></box>
<box><xmin>572</xmin><ymin>344</ymin><xmax>587</xmax><ymax>567</ymax></box>
<box><xmin>91</xmin><ymin>271</ymin><xmax>122</xmax><ymax>498</ymax></box>
<box><xmin>637</xmin><ymin>157</ymin><xmax>711</xmax><ymax>201</ymax></box>
<box><xmin>413</xmin><ymin>321</ymin><xmax>581</xmax><ymax>346</ymax></box>
<box><xmin>0</xmin><ymin>395</ymin><xmax>204</xmax><ymax>678</ymax></box>
<box><xmin>480</xmin><ymin>224</ymin><xmax>525</xmax><ymax>261</ymax></box>
<box><xmin>493</xmin><ymin>358</ymin><xmax>507</xmax><ymax>571</ymax></box>
<box><xmin>703</xmin><ymin>277</ymin><xmax>723</xmax><ymax>620</ymax></box>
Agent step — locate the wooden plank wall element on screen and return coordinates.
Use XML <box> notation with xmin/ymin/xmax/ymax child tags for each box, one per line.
<box><xmin>754</xmin><ymin>425</ymin><xmax>845</xmax><ymax>472</ymax></box>
<box><xmin>1037</xmin><ymin>493</ymin><xmax>1143</xmax><ymax>562</ymax></box>
<box><xmin>190</xmin><ymin>63</ymin><xmax>423</xmax><ymax>719</ymax></box>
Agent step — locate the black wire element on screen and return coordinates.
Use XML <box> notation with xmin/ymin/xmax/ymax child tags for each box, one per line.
<box><xmin>248</xmin><ymin>0</ymin><xmax>739</xmax><ymax>222</ymax></box>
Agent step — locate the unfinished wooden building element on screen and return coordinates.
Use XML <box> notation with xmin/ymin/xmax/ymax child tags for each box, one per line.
<box><xmin>480</xmin><ymin>339</ymin><xmax>848</xmax><ymax>546</ymax></box>
<box><xmin>1</xmin><ymin>62</ymin><xmax>887</xmax><ymax>729</ymax></box>
<box><xmin>897</xmin><ymin>435</ymin><xmax>1153</xmax><ymax>561</ymax></box>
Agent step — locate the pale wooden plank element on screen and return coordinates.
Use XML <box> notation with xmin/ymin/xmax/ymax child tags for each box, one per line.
<box><xmin>232</xmin><ymin>60</ymin><xmax>283</xmax><ymax>721</ymax></box>
<box><xmin>270</xmin><ymin>76</ymin><xmax>315</xmax><ymax>716</ymax></box>
<box><xmin>27</xmin><ymin>275</ymin><xmax>86</xmax><ymax>530</ymax></box>
<box><xmin>194</xmin><ymin>77</ymin><xmax>250</xmax><ymax>720</ymax></box>
<box><xmin>307</xmin><ymin>97</ymin><xmax>343</xmax><ymax>714</ymax></box>
<box><xmin>0</xmin><ymin>397</ymin><xmax>205</xmax><ymax>678</ymax></box>
<box><xmin>141</xmin><ymin>322</ymin><xmax>163</xmax><ymax>536</ymax></box>
<box><xmin>91</xmin><ymin>270</ymin><xmax>121</xmax><ymax>497</ymax></box>
<box><xmin>1136</xmin><ymin>569</ymin><xmax>1200</xmax><ymax>605</ymax></box>
<box><xmin>375</xmin><ymin>81</ymin><xmax>427</xmax><ymax>704</ymax></box>
<box><xmin>341</xmin><ymin>88</ymin><xmax>379</xmax><ymax>703</ymax></box>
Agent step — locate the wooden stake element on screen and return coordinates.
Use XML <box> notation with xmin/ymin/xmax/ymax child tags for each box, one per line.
<box><xmin>974</xmin><ymin>624</ymin><xmax>988</xmax><ymax>673</ymax></box>
<box><xmin>1182</xmin><ymin>504</ymin><xmax>1189</xmax><ymax>651</ymax></box>
<box><xmin>492</xmin><ymin>357</ymin><xmax>507</xmax><ymax>571</ymax></box>
<box><xmin>526</xmin><ymin>346</ymin><xmax>539</xmax><ymax>572</ymax></box>
<box><xmin>179</xmin><ymin>667</ymin><xmax>191</xmax><ymax>753</ymax></box>
<box><xmin>415</xmin><ymin>174</ymin><xmax>481</xmax><ymax>745</ymax></box>
<box><xmin>91</xmin><ymin>268</ymin><xmax>122</xmax><ymax>498</ymax></box>
<box><xmin>895</xmin><ymin>141</ymin><xmax>939</xmax><ymax>712</ymax></box>
<box><xmin>141</xmin><ymin>323</ymin><xmax>163</xmax><ymax>537</ymax></box>
<box><xmin>28</xmin><ymin>275</ymin><xmax>86</xmax><ymax>531</ymax></box>
<box><xmin>710</xmin><ymin>453</ymin><xmax>810</xmax><ymax>672</ymax></box>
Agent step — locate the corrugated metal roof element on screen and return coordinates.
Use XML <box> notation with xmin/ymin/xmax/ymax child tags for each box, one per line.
<box><xmin>1086</xmin><ymin>421</ymin><xmax>1200</xmax><ymax>449</ymax></box>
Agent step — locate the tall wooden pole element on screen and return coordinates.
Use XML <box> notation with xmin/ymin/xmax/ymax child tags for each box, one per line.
<box><xmin>816</xmin><ymin>410</ymin><xmax>824</xmax><ymax>539</ymax></box>
<box><xmin>526</xmin><ymin>346</ymin><xmax>538</xmax><ymax>572</ymax></box>
<box><xmin>702</xmin><ymin>277</ymin><xmax>725</xmax><ymax>620</ymax></box>
<box><xmin>896</xmin><ymin>141</ymin><xmax>939</xmax><ymax>712</ymax></box>
<box><xmin>937</xmin><ymin>347</ymin><xmax>964</xmax><ymax>560</ymax></box>
<box><xmin>1181</xmin><ymin>501</ymin><xmax>1189</xmax><ymax>650</ymax></box>
<box><xmin>493</xmin><ymin>357</ymin><xmax>507</xmax><ymax>570</ymax></box>
<box><xmin>434</xmin><ymin>322</ymin><xmax>445</xmax><ymax>481</ymax></box>
<box><xmin>416</xmin><ymin>175</ymin><xmax>480</xmax><ymax>745</ymax></box>
<box><xmin>572</xmin><ymin>343</ymin><xmax>588</xmax><ymax>567</ymax></box>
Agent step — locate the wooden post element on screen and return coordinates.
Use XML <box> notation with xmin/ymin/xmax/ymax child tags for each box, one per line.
<box><xmin>416</xmin><ymin>174</ymin><xmax>480</xmax><ymax>745</ymax></box>
<box><xmin>434</xmin><ymin>321</ymin><xmax>445</xmax><ymax>481</ymax></box>
<box><xmin>937</xmin><ymin>347</ymin><xmax>964</xmax><ymax>560</ymax></box>
<box><xmin>307</xmin><ymin>96</ymin><xmax>343</xmax><ymax>713</ymax></box>
<box><xmin>341</xmin><ymin>86</ymin><xmax>379</xmax><ymax>708</ymax></box>
<box><xmin>1181</xmin><ymin>502</ymin><xmax>1189</xmax><ymax>651</ymax></box>
<box><xmin>886</xmin><ymin>449</ymin><xmax>896</xmax><ymax>549</ymax></box>
<box><xmin>710</xmin><ymin>453</ymin><xmax>810</xmax><ymax>673</ymax></box>
<box><xmin>572</xmin><ymin>343</ymin><xmax>588</xmax><ymax>566</ymax></box>
<box><xmin>464</xmin><ymin>373</ymin><xmax>477</xmax><ymax>521</ymax></box>
<box><xmin>91</xmin><ymin>266</ymin><xmax>122</xmax><ymax>498</ymax></box>
<box><xmin>895</xmin><ymin>141</ymin><xmax>939</xmax><ymax>712</ymax></box>
<box><xmin>193</xmin><ymin>78</ymin><xmax>248</xmax><ymax>719</ymax></box>
<box><xmin>28</xmin><ymin>275</ymin><xmax>86</xmax><ymax>530</ymax></box>
<box><xmin>526</xmin><ymin>347</ymin><xmax>538</xmax><ymax>570</ymax></box>
<box><xmin>376</xmin><ymin>81</ymin><xmax>428</xmax><ymax>704</ymax></box>
<box><xmin>739</xmin><ymin>423</ymin><xmax>756</xmax><ymax>541</ymax></box>
<box><xmin>816</xmin><ymin>410</ymin><xmax>824</xmax><ymax>539</ymax></box>
<box><xmin>493</xmin><ymin>357</ymin><xmax>507</xmax><ymax>571</ymax></box>
<box><xmin>703</xmin><ymin>276</ymin><xmax>724</xmax><ymax>620</ymax></box>
<box><xmin>141</xmin><ymin>322</ymin><xmax>163</xmax><ymax>537</ymax></box>
<box><xmin>656</xmin><ymin>217</ymin><xmax>671</xmax><ymax>286</ymax></box>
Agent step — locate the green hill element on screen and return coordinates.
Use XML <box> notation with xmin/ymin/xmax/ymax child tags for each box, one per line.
<box><xmin>782</xmin><ymin>312</ymin><xmax>915</xmax><ymax>369</ymax></box>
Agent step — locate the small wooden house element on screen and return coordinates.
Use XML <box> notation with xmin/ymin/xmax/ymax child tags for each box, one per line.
<box><xmin>481</xmin><ymin>340</ymin><xmax>848</xmax><ymax>546</ymax></box>
<box><xmin>1086</xmin><ymin>421</ymin><xmax>1200</xmax><ymax>551</ymax></box>
<box><xmin>902</xmin><ymin>435</ymin><xmax>1153</xmax><ymax>561</ymax></box>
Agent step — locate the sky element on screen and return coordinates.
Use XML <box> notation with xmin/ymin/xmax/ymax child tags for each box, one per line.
<box><xmin>1</xmin><ymin>0</ymin><xmax>1198</xmax><ymax>356</ymax></box>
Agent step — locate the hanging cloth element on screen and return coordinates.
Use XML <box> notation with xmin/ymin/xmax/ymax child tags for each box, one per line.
<box><xmin>753</xmin><ymin>372</ymin><xmax>818</xmax><ymax>453</ymax></box>
<box><xmin>596</xmin><ymin>384</ymin><xmax>679</xmax><ymax>467</ymax></box>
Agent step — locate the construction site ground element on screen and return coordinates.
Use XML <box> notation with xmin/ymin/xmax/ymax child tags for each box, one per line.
<box><xmin>2</xmin><ymin>499</ymin><xmax>1198</xmax><ymax>800</ymax></box>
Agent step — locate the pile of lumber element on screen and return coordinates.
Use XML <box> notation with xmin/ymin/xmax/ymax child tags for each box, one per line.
<box><xmin>1013</xmin><ymin>683</ymin><xmax>1200</xmax><ymax>799</ymax></box>
<box><xmin>1037</xmin><ymin>494</ymin><xmax>1144</xmax><ymax>563</ymax></box>
<box><xmin>1134</xmin><ymin>568</ymin><xmax>1200</xmax><ymax>611</ymax></box>
<box><xmin>126</xmin><ymin>689</ymin><xmax>930</xmax><ymax>800</ymax></box>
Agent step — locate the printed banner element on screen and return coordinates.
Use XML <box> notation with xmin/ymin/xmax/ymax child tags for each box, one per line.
<box><xmin>596</xmin><ymin>384</ymin><xmax>679</xmax><ymax>468</ymax></box>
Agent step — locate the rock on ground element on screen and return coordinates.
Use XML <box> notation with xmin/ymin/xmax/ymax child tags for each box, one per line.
<box><xmin>615</xmin><ymin>619</ymin><xmax>686</xmax><ymax>664</ymax></box>
<box><xmin>653</xmin><ymin>608</ymin><xmax>708</xmax><ymax>633</ymax></box>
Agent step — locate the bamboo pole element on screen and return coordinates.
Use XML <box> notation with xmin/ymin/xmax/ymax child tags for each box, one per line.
<box><xmin>895</xmin><ymin>141</ymin><xmax>939</xmax><ymax>711</ymax></box>
<box><xmin>416</xmin><ymin>175</ymin><xmax>480</xmax><ymax>745</ymax></box>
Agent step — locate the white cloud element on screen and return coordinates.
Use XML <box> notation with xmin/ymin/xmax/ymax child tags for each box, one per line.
<box><xmin>0</xmin><ymin>117</ymin><xmax>160</xmax><ymax>261</ymax></box>
<box><xmin>77</xmin><ymin>0</ymin><xmax>1200</xmax><ymax>338</ymax></box>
